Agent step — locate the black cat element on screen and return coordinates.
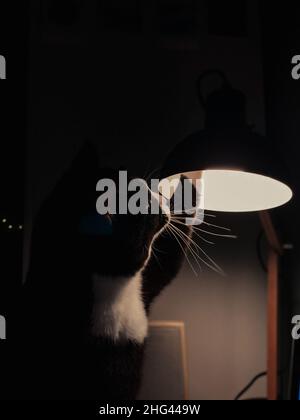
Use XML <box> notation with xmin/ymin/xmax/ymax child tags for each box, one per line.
<box><xmin>18</xmin><ymin>144</ymin><xmax>193</xmax><ymax>400</ymax></box>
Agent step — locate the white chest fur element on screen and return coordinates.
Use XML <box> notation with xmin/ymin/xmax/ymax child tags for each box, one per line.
<box><xmin>91</xmin><ymin>271</ymin><xmax>148</xmax><ymax>344</ymax></box>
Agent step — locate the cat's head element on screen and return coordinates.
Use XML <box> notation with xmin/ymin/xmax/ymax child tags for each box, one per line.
<box><xmin>78</xmin><ymin>173</ymin><xmax>169</xmax><ymax>277</ymax></box>
<box><xmin>39</xmin><ymin>143</ymin><xmax>169</xmax><ymax>277</ymax></box>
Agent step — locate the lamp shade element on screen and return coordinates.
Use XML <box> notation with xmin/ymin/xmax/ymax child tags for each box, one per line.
<box><xmin>160</xmin><ymin>72</ymin><xmax>293</xmax><ymax>212</ymax></box>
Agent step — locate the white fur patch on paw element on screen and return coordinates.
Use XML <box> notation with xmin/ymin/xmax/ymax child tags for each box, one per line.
<box><xmin>91</xmin><ymin>272</ymin><xmax>148</xmax><ymax>344</ymax></box>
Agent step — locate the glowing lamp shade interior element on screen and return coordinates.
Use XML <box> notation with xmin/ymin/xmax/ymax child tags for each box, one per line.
<box><xmin>160</xmin><ymin>169</ymin><xmax>293</xmax><ymax>212</ymax></box>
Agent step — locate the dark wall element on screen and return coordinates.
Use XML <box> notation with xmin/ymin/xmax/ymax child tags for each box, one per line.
<box><xmin>261</xmin><ymin>3</ymin><xmax>300</xmax><ymax>399</ymax></box>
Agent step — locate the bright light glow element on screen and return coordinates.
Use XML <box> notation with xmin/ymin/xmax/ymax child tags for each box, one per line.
<box><xmin>160</xmin><ymin>170</ymin><xmax>293</xmax><ymax>212</ymax></box>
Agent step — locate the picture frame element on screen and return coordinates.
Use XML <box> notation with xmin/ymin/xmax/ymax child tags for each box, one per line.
<box><xmin>138</xmin><ymin>321</ymin><xmax>189</xmax><ymax>400</ymax></box>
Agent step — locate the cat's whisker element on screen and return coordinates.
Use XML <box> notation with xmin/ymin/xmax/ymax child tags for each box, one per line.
<box><xmin>169</xmin><ymin>222</ymin><xmax>225</xmax><ymax>275</ymax></box>
<box><xmin>202</xmin><ymin>221</ymin><xmax>231</xmax><ymax>232</ymax></box>
<box><xmin>170</xmin><ymin>218</ymin><xmax>236</xmax><ymax>239</ymax></box>
<box><xmin>169</xmin><ymin>223</ymin><xmax>204</xmax><ymax>257</ymax></box>
<box><xmin>170</xmin><ymin>219</ymin><xmax>215</xmax><ymax>245</ymax></box>
<box><xmin>192</xmin><ymin>229</ymin><xmax>215</xmax><ymax>245</ymax></box>
<box><xmin>165</xmin><ymin>225</ymin><xmax>198</xmax><ymax>274</ymax></box>
<box><xmin>167</xmin><ymin>224</ymin><xmax>201</xmax><ymax>275</ymax></box>
<box><xmin>152</xmin><ymin>243</ymin><xmax>167</xmax><ymax>255</ymax></box>
<box><xmin>192</xmin><ymin>228</ymin><xmax>237</xmax><ymax>239</ymax></box>
<box><xmin>169</xmin><ymin>225</ymin><xmax>203</xmax><ymax>272</ymax></box>
<box><xmin>169</xmin><ymin>223</ymin><xmax>205</xmax><ymax>260</ymax></box>
<box><xmin>168</xmin><ymin>221</ymin><xmax>214</xmax><ymax>270</ymax></box>
<box><xmin>169</xmin><ymin>226</ymin><xmax>224</xmax><ymax>275</ymax></box>
<box><xmin>165</xmin><ymin>224</ymin><xmax>198</xmax><ymax>276</ymax></box>
<box><xmin>150</xmin><ymin>247</ymin><xmax>163</xmax><ymax>269</ymax></box>
<box><xmin>171</xmin><ymin>215</ymin><xmax>231</xmax><ymax>232</ymax></box>
<box><xmin>170</xmin><ymin>211</ymin><xmax>216</xmax><ymax>219</ymax></box>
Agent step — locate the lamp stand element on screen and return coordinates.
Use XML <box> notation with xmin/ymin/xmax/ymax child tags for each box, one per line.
<box><xmin>259</xmin><ymin>211</ymin><xmax>282</xmax><ymax>401</ymax></box>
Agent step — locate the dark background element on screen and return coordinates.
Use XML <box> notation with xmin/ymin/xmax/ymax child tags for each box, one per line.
<box><xmin>0</xmin><ymin>2</ymin><xmax>27</xmax><ymax>388</ymax></box>
<box><xmin>1</xmin><ymin>0</ymin><xmax>300</xmax><ymax>400</ymax></box>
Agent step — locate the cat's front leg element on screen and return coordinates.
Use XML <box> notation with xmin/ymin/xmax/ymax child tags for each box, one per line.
<box><xmin>90</xmin><ymin>271</ymin><xmax>148</xmax><ymax>344</ymax></box>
